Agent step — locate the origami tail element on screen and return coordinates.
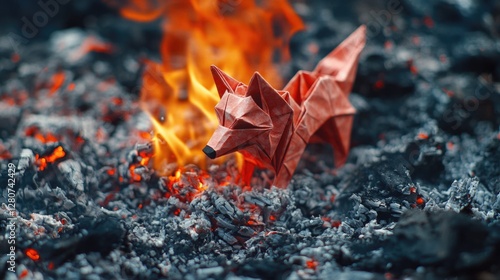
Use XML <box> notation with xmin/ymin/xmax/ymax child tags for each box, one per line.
<box><xmin>313</xmin><ymin>25</ymin><xmax>366</xmax><ymax>95</ymax></box>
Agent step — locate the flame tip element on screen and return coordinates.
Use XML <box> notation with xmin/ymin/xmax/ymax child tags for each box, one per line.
<box><xmin>127</xmin><ymin>0</ymin><xmax>303</xmax><ymax>173</ymax></box>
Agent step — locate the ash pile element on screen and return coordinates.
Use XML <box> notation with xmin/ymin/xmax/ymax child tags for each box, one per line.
<box><xmin>1</xmin><ymin>0</ymin><xmax>500</xmax><ymax>279</ymax></box>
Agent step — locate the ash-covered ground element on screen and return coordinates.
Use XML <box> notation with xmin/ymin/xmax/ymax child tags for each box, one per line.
<box><xmin>1</xmin><ymin>0</ymin><xmax>500</xmax><ymax>279</ymax></box>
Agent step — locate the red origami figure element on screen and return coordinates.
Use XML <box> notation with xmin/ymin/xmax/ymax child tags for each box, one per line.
<box><xmin>203</xmin><ymin>25</ymin><xmax>366</xmax><ymax>188</ymax></box>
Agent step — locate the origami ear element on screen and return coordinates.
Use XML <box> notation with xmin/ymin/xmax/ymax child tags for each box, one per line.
<box><xmin>252</xmin><ymin>73</ymin><xmax>294</xmax><ymax>117</ymax></box>
<box><xmin>210</xmin><ymin>65</ymin><xmax>240</xmax><ymax>98</ymax></box>
<box><xmin>245</xmin><ymin>72</ymin><xmax>265</xmax><ymax>109</ymax></box>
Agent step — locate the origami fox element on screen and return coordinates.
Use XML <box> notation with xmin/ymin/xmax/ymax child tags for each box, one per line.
<box><xmin>203</xmin><ymin>26</ymin><xmax>366</xmax><ymax>188</ymax></box>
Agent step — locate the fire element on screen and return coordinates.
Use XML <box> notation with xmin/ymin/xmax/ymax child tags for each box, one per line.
<box><xmin>162</xmin><ymin>168</ymin><xmax>210</xmax><ymax>203</ymax></box>
<box><xmin>306</xmin><ymin>259</ymin><xmax>318</xmax><ymax>270</ymax></box>
<box><xmin>116</xmin><ymin>0</ymin><xmax>303</xmax><ymax>174</ymax></box>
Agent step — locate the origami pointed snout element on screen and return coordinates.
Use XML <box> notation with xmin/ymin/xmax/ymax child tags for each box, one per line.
<box><xmin>204</xmin><ymin>125</ymin><xmax>236</xmax><ymax>159</ymax></box>
<box><xmin>204</xmin><ymin>124</ymin><xmax>268</xmax><ymax>159</ymax></box>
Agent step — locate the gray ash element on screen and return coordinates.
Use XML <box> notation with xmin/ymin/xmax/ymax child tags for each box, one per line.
<box><xmin>1</xmin><ymin>0</ymin><xmax>500</xmax><ymax>279</ymax></box>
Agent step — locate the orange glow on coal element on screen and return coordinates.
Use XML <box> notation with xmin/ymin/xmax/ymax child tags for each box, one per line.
<box><xmin>25</xmin><ymin>127</ymin><xmax>60</xmax><ymax>144</ymax></box>
<box><xmin>129</xmin><ymin>166</ymin><xmax>142</xmax><ymax>181</ymax></box>
<box><xmin>47</xmin><ymin>146</ymin><xmax>66</xmax><ymax>162</ymax></box>
<box><xmin>20</xmin><ymin>269</ymin><xmax>29</xmax><ymax>278</ymax></box>
<box><xmin>83</xmin><ymin>37</ymin><xmax>114</xmax><ymax>54</ymax></box>
<box><xmin>67</xmin><ymin>82</ymin><xmax>76</xmax><ymax>91</ymax></box>
<box><xmin>119</xmin><ymin>0</ymin><xmax>164</xmax><ymax>22</ymax></box>
<box><xmin>49</xmin><ymin>71</ymin><xmax>65</xmax><ymax>96</ymax></box>
<box><xmin>107</xmin><ymin>168</ymin><xmax>116</xmax><ymax>176</ymax></box>
<box><xmin>306</xmin><ymin>259</ymin><xmax>318</xmax><ymax>270</ymax></box>
<box><xmin>71</xmin><ymin>36</ymin><xmax>115</xmax><ymax>61</ymax></box>
<box><xmin>0</xmin><ymin>144</ymin><xmax>12</xmax><ymax>159</ymax></box>
<box><xmin>418</xmin><ymin>132</ymin><xmax>429</xmax><ymax>139</ymax></box>
<box><xmin>25</xmin><ymin>248</ymin><xmax>40</xmax><ymax>261</ymax></box>
<box><xmin>161</xmin><ymin>168</ymin><xmax>211</xmax><ymax>202</ymax></box>
<box><xmin>117</xmin><ymin>0</ymin><xmax>303</xmax><ymax>174</ymax></box>
<box><xmin>11</xmin><ymin>53</ymin><xmax>20</xmax><ymax>63</ymax></box>
<box><xmin>416</xmin><ymin>196</ymin><xmax>425</xmax><ymax>205</ymax></box>
<box><xmin>35</xmin><ymin>146</ymin><xmax>66</xmax><ymax>171</ymax></box>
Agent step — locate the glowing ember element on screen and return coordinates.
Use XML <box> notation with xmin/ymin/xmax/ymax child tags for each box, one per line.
<box><xmin>129</xmin><ymin>165</ymin><xmax>142</xmax><ymax>182</ymax></box>
<box><xmin>35</xmin><ymin>146</ymin><xmax>66</xmax><ymax>171</ymax></box>
<box><xmin>116</xmin><ymin>0</ymin><xmax>303</xmax><ymax>173</ymax></box>
<box><xmin>11</xmin><ymin>52</ymin><xmax>20</xmax><ymax>63</ymax></box>
<box><xmin>162</xmin><ymin>168</ymin><xmax>211</xmax><ymax>203</ymax></box>
<box><xmin>306</xmin><ymin>259</ymin><xmax>318</xmax><ymax>270</ymax></box>
<box><xmin>446</xmin><ymin>141</ymin><xmax>455</xmax><ymax>150</ymax></box>
<box><xmin>25</xmin><ymin>127</ymin><xmax>59</xmax><ymax>144</ymax></box>
<box><xmin>0</xmin><ymin>144</ymin><xmax>12</xmax><ymax>159</ymax></box>
<box><xmin>25</xmin><ymin>248</ymin><xmax>40</xmax><ymax>261</ymax></box>
<box><xmin>67</xmin><ymin>82</ymin><xmax>76</xmax><ymax>91</ymax></box>
<box><xmin>423</xmin><ymin>16</ymin><xmax>435</xmax><ymax>28</ymax></box>
<box><xmin>321</xmin><ymin>217</ymin><xmax>342</xmax><ymax>228</ymax></box>
<box><xmin>71</xmin><ymin>35</ymin><xmax>115</xmax><ymax>61</ymax></box>
<box><xmin>20</xmin><ymin>269</ymin><xmax>29</xmax><ymax>279</ymax></box>
<box><xmin>374</xmin><ymin>79</ymin><xmax>385</xmax><ymax>90</ymax></box>
<box><xmin>331</xmin><ymin>220</ymin><xmax>341</xmax><ymax>228</ymax></box>
<box><xmin>416</xmin><ymin>196</ymin><xmax>425</xmax><ymax>205</ymax></box>
<box><xmin>418</xmin><ymin>132</ymin><xmax>429</xmax><ymax>139</ymax></box>
<box><xmin>49</xmin><ymin>71</ymin><xmax>65</xmax><ymax>96</ymax></box>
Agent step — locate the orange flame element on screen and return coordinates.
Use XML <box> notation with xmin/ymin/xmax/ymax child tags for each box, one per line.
<box><xmin>117</xmin><ymin>0</ymin><xmax>303</xmax><ymax>174</ymax></box>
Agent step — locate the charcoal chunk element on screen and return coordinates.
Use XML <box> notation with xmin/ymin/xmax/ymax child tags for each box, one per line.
<box><xmin>234</xmin><ymin>259</ymin><xmax>291</xmax><ymax>280</ymax></box>
<box><xmin>354</xmin><ymin>51</ymin><xmax>415</xmax><ymax>98</ymax></box>
<box><xmin>474</xmin><ymin>139</ymin><xmax>500</xmax><ymax>193</ymax></box>
<box><xmin>404</xmin><ymin>138</ymin><xmax>445</xmax><ymax>182</ymax></box>
<box><xmin>336</xmin><ymin>158</ymin><xmax>418</xmax><ymax>221</ymax></box>
<box><xmin>445</xmin><ymin>177</ymin><xmax>478</xmax><ymax>213</ymax></box>
<box><xmin>37</xmin><ymin>215</ymin><xmax>125</xmax><ymax>265</ymax></box>
<box><xmin>0</xmin><ymin>103</ymin><xmax>21</xmax><ymax>135</ymax></box>
<box><xmin>385</xmin><ymin>210</ymin><xmax>500</xmax><ymax>274</ymax></box>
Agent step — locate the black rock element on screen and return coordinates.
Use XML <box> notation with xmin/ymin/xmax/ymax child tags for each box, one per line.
<box><xmin>336</xmin><ymin>158</ymin><xmax>419</xmax><ymax>222</ymax></box>
<box><xmin>354</xmin><ymin>52</ymin><xmax>416</xmax><ymax>98</ymax></box>
<box><xmin>235</xmin><ymin>259</ymin><xmax>292</xmax><ymax>280</ymax></box>
<box><xmin>437</xmin><ymin>74</ymin><xmax>499</xmax><ymax>135</ymax></box>
<box><xmin>474</xmin><ymin>138</ymin><xmax>500</xmax><ymax>193</ymax></box>
<box><xmin>385</xmin><ymin>210</ymin><xmax>500</xmax><ymax>274</ymax></box>
<box><xmin>36</xmin><ymin>215</ymin><xmax>125</xmax><ymax>265</ymax></box>
<box><xmin>404</xmin><ymin>137</ymin><xmax>445</xmax><ymax>182</ymax></box>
